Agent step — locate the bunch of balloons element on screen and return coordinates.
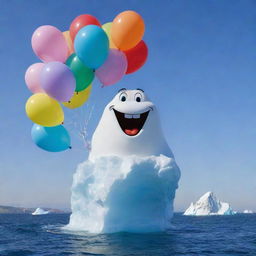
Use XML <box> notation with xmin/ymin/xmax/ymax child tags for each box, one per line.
<box><xmin>25</xmin><ymin>10</ymin><xmax>148</xmax><ymax>152</ymax></box>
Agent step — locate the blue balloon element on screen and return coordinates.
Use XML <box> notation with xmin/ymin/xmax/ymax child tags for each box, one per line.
<box><xmin>74</xmin><ymin>25</ymin><xmax>109</xmax><ymax>69</ymax></box>
<box><xmin>31</xmin><ymin>124</ymin><xmax>71</xmax><ymax>152</ymax></box>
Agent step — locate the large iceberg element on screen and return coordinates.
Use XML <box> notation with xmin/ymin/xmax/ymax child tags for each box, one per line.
<box><xmin>184</xmin><ymin>192</ymin><xmax>236</xmax><ymax>216</ymax></box>
<box><xmin>67</xmin><ymin>89</ymin><xmax>181</xmax><ymax>233</ymax></box>
<box><xmin>67</xmin><ymin>155</ymin><xmax>180</xmax><ymax>233</ymax></box>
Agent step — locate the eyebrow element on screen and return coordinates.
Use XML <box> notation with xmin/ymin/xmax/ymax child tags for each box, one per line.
<box><xmin>118</xmin><ymin>88</ymin><xmax>127</xmax><ymax>93</ymax></box>
<box><xmin>136</xmin><ymin>88</ymin><xmax>144</xmax><ymax>92</ymax></box>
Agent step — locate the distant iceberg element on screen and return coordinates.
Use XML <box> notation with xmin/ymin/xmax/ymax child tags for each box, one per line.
<box><xmin>32</xmin><ymin>208</ymin><xmax>49</xmax><ymax>215</ymax></box>
<box><xmin>184</xmin><ymin>192</ymin><xmax>236</xmax><ymax>216</ymax></box>
<box><xmin>243</xmin><ymin>209</ymin><xmax>254</xmax><ymax>214</ymax></box>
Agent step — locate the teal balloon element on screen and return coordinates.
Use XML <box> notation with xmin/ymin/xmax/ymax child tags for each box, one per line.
<box><xmin>31</xmin><ymin>124</ymin><xmax>71</xmax><ymax>152</ymax></box>
<box><xmin>66</xmin><ymin>53</ymin><xmax>94</xmax><ymax>92</ymax></box>
<box><xmin>74</xmin><ymin>25</ymin><xmax>109</xmax><ymax>69</ymax></box>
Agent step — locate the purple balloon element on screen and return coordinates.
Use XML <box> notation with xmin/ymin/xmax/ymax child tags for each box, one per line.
<box><xmin>41</xmin><ymin>62</ymin><xmax>75</xmax><ymax>102</ymax></box>
<box><xmin>95</xmin><ymin>49</ymin><xmax>127</xmax><ymax>86</ymax></box>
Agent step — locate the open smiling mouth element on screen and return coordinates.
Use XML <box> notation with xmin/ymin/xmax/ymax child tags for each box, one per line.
<box><xmin>113</xmin><ymin>109</ymin><xmax>150</xmax><ymax>136</ymax></box>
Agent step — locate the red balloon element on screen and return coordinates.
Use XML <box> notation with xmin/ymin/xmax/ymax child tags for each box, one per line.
<box><xmin>124</xmin><ymin>40</ymin><xmax>148</xmax><ymax>74</ymax></box>
<box><xmin>69</xmin><ymin>14</ymin><xmax>101</xmax><ymax>41</ymax></box>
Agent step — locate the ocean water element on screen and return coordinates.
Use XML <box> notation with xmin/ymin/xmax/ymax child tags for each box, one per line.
<box><xmin>0</xmin><ymin>213</ymin><xmax>255</xmax><ymax>256</ymax></box>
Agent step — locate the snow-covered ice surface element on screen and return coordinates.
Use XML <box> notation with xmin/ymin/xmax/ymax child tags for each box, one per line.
<box><xmin>184</xmin><ymin>192</ymin><xmax>236</xmax><ymax>216</ymax></box>
<box><xmin>66</xmin><ymin>155</ymin><xmax>180</xmax><ymax>233</ymax></box>
<box><xmin>32</xmin><ymin>208</ymin><xmax>49</xmax><ymax>215</ymax></box>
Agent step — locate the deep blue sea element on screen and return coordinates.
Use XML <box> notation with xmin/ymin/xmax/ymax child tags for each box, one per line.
<box><xmin>0</xmin><ymin>213</ymin><xmax>255</xmax><ymax>256</ymax></box>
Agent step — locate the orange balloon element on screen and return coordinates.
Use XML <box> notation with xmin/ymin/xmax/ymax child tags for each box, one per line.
<box><xmin>111</xmin><ymin>11</ymin><xmax>145</xmax><ymax>51</ymax></box>
<box><xmin>63</xmin><ymin>31</ymin><xmax>74</xmax><ymax>56</ymax></box>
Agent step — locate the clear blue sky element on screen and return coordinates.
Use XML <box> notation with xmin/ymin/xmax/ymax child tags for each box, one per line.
<box><xmin>0</xmin><ymin>0</ymin><xmax>255</xmax><ymax>211</ymax></box>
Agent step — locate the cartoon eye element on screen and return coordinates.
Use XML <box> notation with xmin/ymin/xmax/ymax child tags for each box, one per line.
<box><xmin>135</xmin><ymin>92</ymin><xmax>143</xmax><ymax>102</ymax></box>
<box><xmin>119</xmin><ymin>92</ymin><xmax>127</xmax><ymax>102</ymax></box>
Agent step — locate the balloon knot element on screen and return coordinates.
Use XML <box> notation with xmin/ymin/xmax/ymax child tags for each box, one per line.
<box><xmin>69</xmin><ymin>146</ymin><xmax>72</xmax><ymax>149</ymax></box>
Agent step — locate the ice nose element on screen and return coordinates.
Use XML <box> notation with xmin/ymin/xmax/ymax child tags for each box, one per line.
<box><xmin>113</xmin><ymin>101</ymin><xmax>154</xmax><ymax>114</ymax></box>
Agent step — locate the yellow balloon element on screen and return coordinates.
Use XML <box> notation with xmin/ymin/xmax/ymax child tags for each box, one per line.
<box><xmin>25</xmin><ymin>93</ymin><xmax>64</xmax><ymax>126</ymax></box>
<box><xmin>63</xmin><ymin>31</ymin><xmax>74</xmax><ymax>56</ymax></box>
<box><xmin>63</xmin><ymin>85</ymin><xmax>91</xmax><ymax>109</ymax></box>
<box><xmin>102</xmin><ymin>22</ymin><xmax>117</xmax><ymax>49</ymax></box>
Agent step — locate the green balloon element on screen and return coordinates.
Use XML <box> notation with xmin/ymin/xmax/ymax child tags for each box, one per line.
<box><xmin>66</xmin><ymin>53</ymin><xmax>94</xmax><ymax>92</ymax></box>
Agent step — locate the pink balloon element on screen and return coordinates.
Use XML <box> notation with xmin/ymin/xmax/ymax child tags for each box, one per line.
<box><xmin>31</xmin><ymin>25</ymin><xmax>68</xmax><ymax>63</ymax></box>
<box><xmin>25</xmin><ymin>63</ymin><xmax>45</xmax><ymax>93</ymax></box>
<box><xmin>95</xmin><ymin>49</ymin><xmax>127</xmax><ymax>86</ymax></box>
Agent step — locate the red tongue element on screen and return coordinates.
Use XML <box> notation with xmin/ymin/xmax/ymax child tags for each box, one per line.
<box><xmin>125</xmin><ymin>128</ymin><xmax>139</xmax><ymax>136</ymax></box>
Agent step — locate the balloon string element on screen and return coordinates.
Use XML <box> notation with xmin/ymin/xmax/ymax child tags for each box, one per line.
<box><xmin>64</xmin><ymin>103</ymin><xmax>94</xmax><ymax>152</ymax></box>
<box><xmin>78</xmin><ymin>104</ymin><xmax>94</xmax><ymax>152</ymax></box>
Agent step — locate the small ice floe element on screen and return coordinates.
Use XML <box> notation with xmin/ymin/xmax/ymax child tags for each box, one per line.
<box><xmin>32</xmin><ymin>208</ymin><xmax>49</xmax><ymax>215</ymax></box>
<box><xmin>243</xmin><ymin>209</ymin><xmax>254</xmax><ymax>214</ymax></box>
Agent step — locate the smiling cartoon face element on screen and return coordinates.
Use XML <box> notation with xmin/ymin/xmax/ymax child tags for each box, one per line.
<box><xmin>90</xmin><ymin>89</ymin><xmax>172</xmax><ymax>158</ymax></box>
<box><xmin>109</xmin><ymin>88</ymin><xmax>154</xmax><ymax>136</ymax></box>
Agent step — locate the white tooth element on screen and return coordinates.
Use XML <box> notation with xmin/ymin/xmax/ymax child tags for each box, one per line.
<box><xmin>125</xmin><ymin>114</ymin><xmax>133</xmax><ymax>119</ymax></box>
<box><xmin>133</xmin><ymin>114</ymin><xmax>140</xmax><ymax>119</ymax></box>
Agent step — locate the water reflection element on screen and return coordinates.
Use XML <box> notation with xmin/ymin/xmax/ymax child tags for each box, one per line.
<box><xmin>58</xmin><ymin>228</ymin><xmax>178</xmax><ymax>256</ymax></box>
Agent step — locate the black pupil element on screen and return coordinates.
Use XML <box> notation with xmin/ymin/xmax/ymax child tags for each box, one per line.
<box><xmin>121</xmin><ymin>96</ymin><xmax>126</xmax><ymax>102</ymax></box>
<box><xmin>136</xmin><ymin>97</ymin><xmax>141</xmax><ymax>102</ymax></box>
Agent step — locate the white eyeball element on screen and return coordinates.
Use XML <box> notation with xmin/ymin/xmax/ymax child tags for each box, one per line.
<box><xmin>119</xmin><ymin>92</ymin><xmax>127</xmax><ymax>102</ymax></box>
<box><xmin>134</xmin><ymin>92</ymin><xmax>144</xmax><ymax>102</ymax></box>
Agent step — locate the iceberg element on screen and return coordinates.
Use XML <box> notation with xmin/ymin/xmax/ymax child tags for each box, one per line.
<box><xmin>243</xmin><ymin>209</ymin><xmax>254</xmax><ymax>214</ymax></box>
<box><xmin>184</xmin><ymin>192</ymin><xmax>236</xmax><ymax>216</ymax></box>
<box><xmin>66</xmin><ymin>89</ymin><xmax>181</xmax><ymax>233</ymax></box>
<box><xmin>67</xmin><ymin>155</ymin><xmax>180</xmax><ymax>233</ymax></box>
<box><xmin>32</xmin><ymin>208</ymin><xmax>49</xmax><ymax>215</ymax></box>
